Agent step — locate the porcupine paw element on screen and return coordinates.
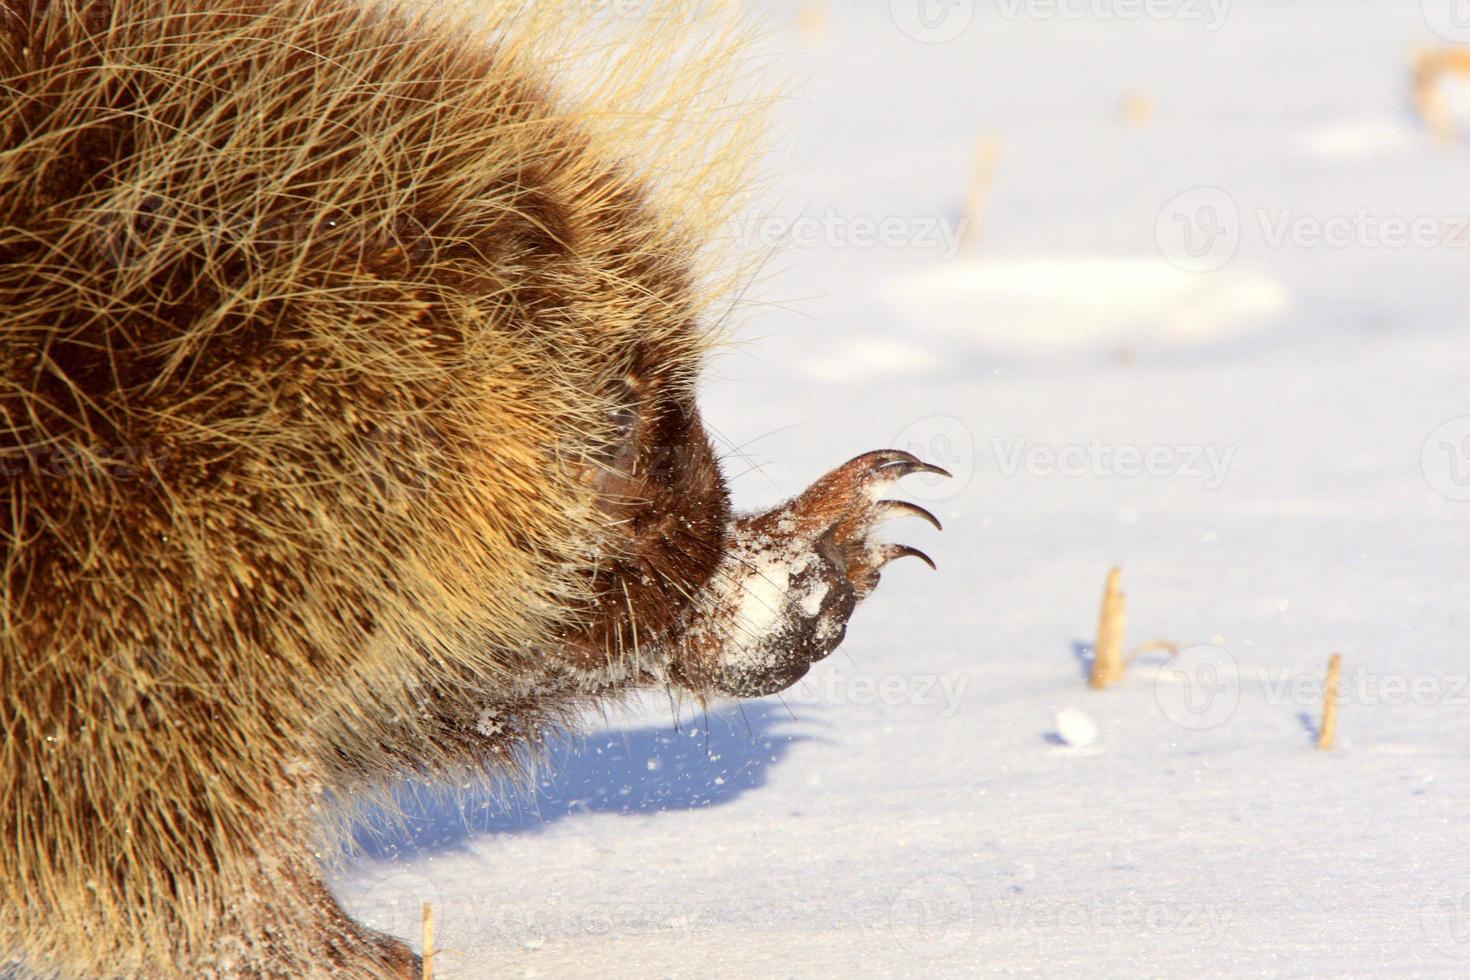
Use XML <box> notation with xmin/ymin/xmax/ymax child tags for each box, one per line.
<box><xmin>301</xmin><ymin>878</ymin><xmax>424</xmax><ymax>979</ymax></box>
<box><xmin>686</xmin><ymin>450</ymin><xmax>949</xmax><ymax>698</ymax></box>
<box><xmin>376</xmin><ymin>935</ymin><xmax>423</xmax><ymax>979</ymax></box>
<box><xmin>327</xmin><ymin>933</ymin><xmax>420</xmax><ymax>979</ymax></box>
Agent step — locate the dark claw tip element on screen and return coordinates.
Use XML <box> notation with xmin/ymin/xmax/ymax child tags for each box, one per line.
<box><xmin>876</xmin><ymin>543</ymin><xmax>937</xmax><ymax>571</ymax></box>
<box><xmin>878</xmin><ymin>499</ymin><xmax>943</xmax><ymax>531</ymax></box>
<box><xmin>877</xmin><ymin>458</ymin><xmax>953</xmax><ymax>481</ymax></box>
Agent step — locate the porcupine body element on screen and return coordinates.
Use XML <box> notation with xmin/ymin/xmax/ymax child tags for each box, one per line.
<box><xmin>0</xmin><ymin>2</ymin><xmax>944</xmax><ymax>974</ymax></box>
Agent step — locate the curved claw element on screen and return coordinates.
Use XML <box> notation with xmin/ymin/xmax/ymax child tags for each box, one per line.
<box><xmin>877</xmin><ymin>499</ymin><xmax>943</xmax><ymax>531</ymax></box>
<box><xmin>803</xmin><ymin>450</ymin><xmax>916</xmax><ymax>499</ymax></box>
<box><xmin>874</xmin><ymin>543</ymin><xmax>937</xmax><ymax>571</ymax></box>
<box><xmin>841</xmin><ymin>449</ymin><xmax>953</xmax><ymax>483</ymax></box>
<box><xmin>876</xmin><ymin>458</ymin><xmax>953</xmax><ymax>481</ymax></box>
<box><xmin>799</xmin><ymin>450</ymin><xmax>953</xmax><ymax>517</ymax></box>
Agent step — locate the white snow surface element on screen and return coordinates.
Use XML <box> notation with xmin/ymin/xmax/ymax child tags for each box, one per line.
<box><xmin>333</xmin><ymin>3</ymin><xmax>1470</xmax><ymax>976</ymax></box>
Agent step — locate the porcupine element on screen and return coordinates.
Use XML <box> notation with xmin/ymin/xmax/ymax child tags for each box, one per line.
<box><xmin>0</xmin><ymin>1</ymin><xmax>947</xmax><ymax>974</ymax></box>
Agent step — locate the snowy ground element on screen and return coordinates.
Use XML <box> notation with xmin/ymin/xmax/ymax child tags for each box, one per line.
<box><xmin>333</xmin><ymin>2</ymin><xmax>1470</xmax><ymax>975</ymax></box>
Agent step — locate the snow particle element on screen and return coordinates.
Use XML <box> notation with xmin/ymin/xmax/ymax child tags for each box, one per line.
<box><xmin>1053</xmin><ymin>708</ymin><xmax>1098</xmax><ymax>748</ymax></box>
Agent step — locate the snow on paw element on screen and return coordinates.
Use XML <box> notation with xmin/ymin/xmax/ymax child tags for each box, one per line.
<box><xmin>672</xmin><ymin>450</ymin><xmax>947</xmax><ymax>698</ymax></box>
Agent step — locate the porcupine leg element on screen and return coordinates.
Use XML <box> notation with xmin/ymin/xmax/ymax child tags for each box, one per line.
<box><xmin>189</xmin><ymin>803</ymin><xmax>424</xmax><ymax>977</ymax></box>
<box><xmin>670</xmin><ymin>450</ymin><xmax>949</xmax><ymax>698</ymax></box>
<box><xmin>299</xmin><ymin>876</ymin><xmax>423</xmax><ymax>979</ymax></box>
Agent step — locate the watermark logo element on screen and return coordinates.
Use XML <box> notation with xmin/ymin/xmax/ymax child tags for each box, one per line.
<box><xmin>890</xmin><ymin>874</ymin><xmax>975</xmax><ymax>958</ymax></box>
<box><xmin>1423</xmin><ymin>416</ymin><xmax>1470</xmax><ymax>502</ymax></box>
<box><xmin>587</xmin><ymin>0</ymin><xmax>730</xmax><ymax>23</ymax></box>
<box><xmin>891</xmin><ymin>0</ymin><xmax>976</xmax><ymax>43</ymax></box>
<box><xmin>1258</xmin><ymin>667</ymin><xmax>1467</xmax><ymax>709</ymax></box>
<box><xmin>888</xmin><ymin>421</ymin><xmax>1235</xmax><ymax>497</ymax></box>
<box><xmin>1423</xmin><ymin>0</ymin><xmax>1470</xmax><ymax>43</ymax></box>
<box><xmin>733</xmin><ymin>210</ymin><xmax>967</xmax><ymax>260</ymax></box>
<box><xmin>988</xmin><ymin>894</ymin><xmax>1231</xmax><ymax>939</ymax></box>
<box><xmin>1156</xmin><ymin>187</ymin><xmax>1240</xmax><ymax>273</ymax></box>
<box><xmin>992</xmin><ymin>437</ymin><xmax>1235</xmax><ymax>489</ymax></box>
<box><xmin>1158</xmin><ymin>188</ymin><xmax>1470</xmax><ymax>272</ymax></box>
<box><xmin>359</xmin><ymin>416</ymin><xmax>453</xmax><ymax>502</ymax></box>
<box><xmin>997</xmin><ymin>0</ymin><xmax>1230</xmax><ymax>30</ymax></box>
<box><xmin>1153</xmin><ymin>647</ymin><xmax>1467</xmax><ymax>732</ymax></box>
<box><xmin>789</xmin><ymin>670</ymin><xmax>970</xmax><ymax>718</ymax></box>
<box><xmin>346</xmin><ymin>872</ymin><xmax>438</xmax><ymax>942</ymax></box>
<box><xmin>1153</xmin><ymin>644</ymin><xmax>1241</xmax><ymax>730</ymax></box>
<box><xmin>893</xmin><ymin>415</ymin><xmax>974</xmax><ymax>502</ymax></box>
<box><xmin>1255</xmin><ymin>211</ymin><xmax>1470</xmax><ymax>252</ymax></box>
<box><xmin>1423</xmin><ymin>875</ymin><xmax>1470</xmax><ymax>959</ymax></box>
<box><xmin>0</xmin><ymin>443</ymin><xmax>172</xmax><ymax>484</ymax></box>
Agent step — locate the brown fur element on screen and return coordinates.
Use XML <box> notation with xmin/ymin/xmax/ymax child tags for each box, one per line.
<box><xmin>1</xmin><ymin>1</ymin><xmax>939</xmax><ymax>975</ymax></box>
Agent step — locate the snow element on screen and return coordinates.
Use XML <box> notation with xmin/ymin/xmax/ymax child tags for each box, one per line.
<box><xmin>333</xmin><ymin>2</ymin><xmax>1470</xmax><ymax>976</ymax></box>
<box><xmin>1051</xmin><ymin>708</ymin><xmax>1099</xmax><ymax>748</ymax></box>
<box><xmin>882</xmin><ymin>256</ymin><xmax>1290</xmax><ymax>352</ymax></box>
<box><xmin>724</xmin><ymin>533</ymin><xmax>814</xmax><ymax>653</ymax></box>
